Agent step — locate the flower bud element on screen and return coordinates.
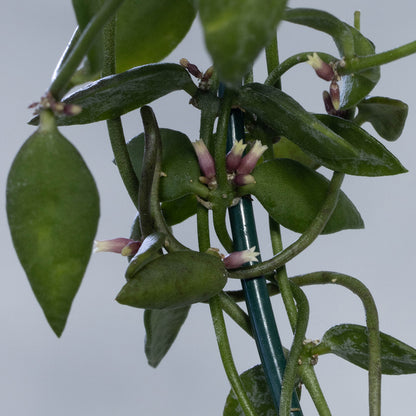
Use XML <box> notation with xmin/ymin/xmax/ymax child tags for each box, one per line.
<box><xmin>236</xmin><ymin>140</ymin><xmax>268</xmax><ymax>175</ymax></box>
<box><xmin>307</xmin><ymin>52</ymin><xmax>334</xmax><ymax>81</ymax></box>
<box><xmin>94</xmin><ymin>238</ymin><xmax>141</xmax><ymax>256</ymax></box>
<box><xmin>193</xmin><ymin>139</ymin><xmax>216</xmax><ymax>179</ymax></box>
<box><xmin>329</xmin><ymin>81</ymin><xmax>340</xmax><ymax>110</ymax></box>
<box><xmin>180</xmin><ymin>58</ymin><xmax>203</xmax><ymax>79</ymax></box>
<box><xmin>223</xmin><ymin>247</ymin><xmax>260</xmax><ymax>269</ymax></box>
<box><xmin>233</xmin><ymin>173</ymin><xmax>256</xmax><ymax>186</ymax></box>
<box><xmin>226</xmin><ymin>140</ymin><xmax>247</xmax><ymax>172</ymax></box>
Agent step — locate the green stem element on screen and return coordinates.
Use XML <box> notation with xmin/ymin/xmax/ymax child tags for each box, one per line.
<box><xmin>217</xmin><ymin>291</ymin><xmax>253</xmax><ymax>337</ymax></box>
<box><xmin>338</xmin><ymin>40</ymin><xmax>416</xmax><ymax>75</ymax></box>
<box><xmin>209</xmin><ymin>295</ymin><xmax>258</xmax><ymax>416</ymax></box>
<box><xmin>49</xmin><ymin>0</ymin><xmax>125</xmax><ymax>100</ymax></box>
<box><xmin>196</xmin><ymin>204</ymin><xmax>210</xmax><ymax>252</ymax></box>
<box><xmin>265</xmin><ymin>33</ymin><xmax>282</xmax><ymax>89</ymax></box>
<box><xmin>140</xmin><ymin>106</ymin><xmax>188</xmax><ymax>251</ymax></box>
<box><xmin>269</xmin><ymin>218</ymin><xmax>297</xmax><ymax>331</ymax></box>
<box><xmin>213</xmin><ymin>206</ymin><xmax>234</xmax><ymax>253</ymax></box>
<box><xmin>291</xmin><ymin>272</ymin><xmax>381</xmax><ymax>416</ymax></box>
<box><xmin>299</xmin><ymin>366</ymin><xmax>331</xmax><ymax>416</ymax></box>
<box><xmin>279</xmin><ymin>283</ymin><xmax>309</xmax><ymax>416</ymax></box>
<box><xmin>265</xmin><ymin>52</ymin><xmax>336</xmax><ymax>87</ymax></box>
<box><xmin>229</xmin><ymin>171</ymin><xmax>345</xmax><ymax>279</ymax></box>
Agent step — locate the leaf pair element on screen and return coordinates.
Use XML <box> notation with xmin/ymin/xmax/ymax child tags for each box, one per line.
<box><xmin>6</xmin><ymin>111</ymin><xmax>99</xmax><ymax>336</ymax></box>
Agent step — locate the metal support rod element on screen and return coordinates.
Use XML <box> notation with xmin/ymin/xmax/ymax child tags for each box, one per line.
<box><xmin>227</xmin><ymin>109</ymin><xmax>303</xmax><ymax>415</ymax></box>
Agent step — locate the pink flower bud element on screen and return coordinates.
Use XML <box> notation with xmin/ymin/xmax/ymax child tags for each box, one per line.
<box><xmin>193</xmin><ymin>139</ymin><xmax>216</xmax><ymax>179</ymax></box>
<box><xmin>94</xmin><ymin>238</ymin><xmax>141</xmax><ymax>256</ymax></box>
<box><xmin>233</xmin><ymin>173</ymin><xmax>256</xmax><ymax>186</ymax></box>
<box><xmin>329</xmin><ymin>81</ymin><xmax>340</xmax><ymax>110</ymax></box>
<box><xmin>226</xmin><ymin>140</ymin><xmax>247</xmax><ymax>172</ymax></box>
<box><xmin>307</xmin><ymin>53</ymin><xmax>335</xmax><ymax>81</ymax></box>
<box><xmin>236</xmin><ymin>140</ymin><xmax>268</xmax><ymax>175</ymax></box>
<box><xmin>223</xmin><ymin>247</ymin><xmax>260</xmax><ymax>269</ymax></box>
<box><xmin>179</xmin><ymin>58</ymin><xmax>203</xmax><ymax>78</ymax></box>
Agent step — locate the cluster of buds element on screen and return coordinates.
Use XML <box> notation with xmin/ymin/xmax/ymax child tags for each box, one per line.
<box><xmin>29</xmin><ymin>92</ymin><xmax>82</xmax><ymax>116</ymax></box>
<box><xmin>93</xmin><ymin>238</ymin><xmax>142</xmax><ymax>257</ymax></box>
<box><xmin>192</xmin><ymin>139</ymin><xmax>268</xmax><ymax>191</ymax></box>
<box><xmin>307</xmin><ymin>52</ymin><xmax>341</xmax><ymax>113</ymax></box>
<box><xmin>180</xmin><ymin>58</ymin><xmax>214</xmax><ymax>91</ymax></box>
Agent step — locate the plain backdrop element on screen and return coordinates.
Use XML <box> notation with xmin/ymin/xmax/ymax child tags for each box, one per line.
<box><xmin>2</xmin><ymin>1</ymin><xmax>416</xmax><ymax>415</ymax></box>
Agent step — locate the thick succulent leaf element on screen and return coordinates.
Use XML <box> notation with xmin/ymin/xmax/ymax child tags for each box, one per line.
<box><xmin>316</xmin><ymin>114</ymin><xmax>407</xmax><ymax>176</ymax></box>
<box><xmin>161</xmin><ymin>194</ymin><xmax>198</xmax><ymax>226</ymax></box>
<box><xmin>355</xmin><ymin>97</ymin><xmax>409</xmax><ymax>141</ymax></box>
<box><xmin>318</xmin><ymin>324</ymin><xmax>416</xmax><ymax>375</ymax></box>
<box><xmin>72</xmin><ymin>0</ymin><xmax>196</xmax><ymax>74</ymax></box>
<box><xmin>127</xmin><ymin>128</ymin><xmax>207</xmax><ymax>201</ymax></box>
<box><xmin>197</xmin><ymin>0</ymin><xmax>287</xmax><ymax>85</ymax></box>
<box><xmin>6</xmin><ymin>111</ymin><xmax>100</xmax><ymax>336</ymax></box>
<box><xmin>117</xmin><ymin>252</ymin><xmax>228</xmax><ymax>309</ymax></box>
<box><xmin>284</xmin><ymin>8</ymin><xmax>380</xmax><ymax>108</ymax></box>
<box><xmin>144</xmin><ymin>306</ymin><xmax>191</xmax><ymax>368</ymax></box>
<box><xmin>237</xmin><ymin>83</ymin><xmax>359</xmax><ymax>171</ymax></box>
<box><xmin>243</xmin><ymin>158</ymin><xmax>363</xmax><ymax>234</ymax></box>
<box><xmin>30</xmin><ymin>64</ymin><xmax>196</xmax><ymax>126</ymax></box>
<box><xmin>237</xmin><ymin>83</ymin><xmax>406</xmax><ymax>176</ymax></box>
<box><xmin>273</xmin><ymin>137</ymin><xmax>320</xmax><ymax>170</ymax></box>
<box><xmin>223</xmin><ymin>365</ymin><xmax>275</xmax><ymax>416</ymax></box>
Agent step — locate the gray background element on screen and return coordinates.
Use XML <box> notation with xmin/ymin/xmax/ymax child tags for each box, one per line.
<box><xmin>1</xmin><ymin>0</ymin><xmax>416</xmax><ymax>415</ymax></box>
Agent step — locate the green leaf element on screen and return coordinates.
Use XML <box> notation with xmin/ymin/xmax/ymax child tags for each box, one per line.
<box><xmin>117</xmin><ymin>251</ymin><xmax>228</xmax><ymax>309</ymax></box>
<box><xmin>6</xmin><ymin>111</ymin><xmax>100</xmax><ymax>336</ymax></box>
<box><xmin>284</xmin><ymin>8</ymin><xmax>380</xmax><ymax>108</ymax></box>
<box><xmin>236</xmin><ymin>83</ymin><xmax>359</xmax><ymax>169</ymax></box>
<box><xmin>317</xmin><ymin>324</ymin><xmax>416</xmax><ymax>375</ymax></box>
<box><xmin>355</xmin><ymin>97</ymin><xmax>409</xmax><ymax>141</ymax></box>
<box><xmin>237</xmin><ymin>83</ymin><xmax>406</xmax><ymax>176</ymax></box>
<box><xmin>223</xmin><ymin>365</ymin><xmax>275</xmax><ymax>416</ymax></box>
<box><xmin>72</xmin><ymin>0</ymin><xmax>196</xmax><ymax>74</ymax></box>
<box><xmin>30</xmin><ymin>64</ymin><xmax>196</xmax><ymax>126</ymax></box>
<box><xmin>127</xmin><ymin>128</ymin><xmax>207</xmax><ymax>201</ymax></box>
<box><xmin>316</xmin><ymin>114</ymin><xmax>407</xmax><ymax>176</ymax></box>
<box><xmin>161</xmin><ymin>194</ymin><xmax>198</xmax><ymax>226</ymax></box>
<box><xmin>243</xmin><ymin>158</ymin><xmax>364</xmax><ymax>234</ymax></box>
<box><xmin>197</xmin><ymin>0</ymin><xmax>288</xmax><ymax>85</ymax></box>
<box><xmin>144</xmin><ymin>306</ymin><xmax>191</xmax><ymax>368</ymax></box>
<box><xmin>273</xmin><ymin>137</ymin><xmax>320</xmax><ymax>170</ymax></box>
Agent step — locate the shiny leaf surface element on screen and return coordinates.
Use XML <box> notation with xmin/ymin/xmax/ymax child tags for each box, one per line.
<box><xmin>242</xmin><ymin>158</ymin><xmax>364</xmax><ymax>234</ymax></box>
<box><xmin>355</xmin><ymin>97</ymin><xmax>409</xmax><ymax>141</ymax></box>
<box><xmin>198</xmin><ymin>0</ymin><xmax>287</xmax><ymax>85</ymax></box>
<box><xmin>144</xmin><ymin>306</ymin><xmax>191</xmax><ymax>368</ymax></box>
<box><xmin>161</xmin><ymin>194</ymin><xmax>198</xmax><ymax>226</ymax></box>
<box><xmin>317</xmin><ymin>324</ymin><xmax>416</xmax><ymax>375</ymax></box>
<box><xmin>6</xmin><ymin>111</ymin><xmax>100</xmax><ymax>336</ymax></box>
<box><xmin>30</xmin><ymin>64</ymin><xmax>196</xmax><ymax>126</ymax></box>
<box><xmin>117</xmin><ymin>251</ymin><xmax>228</xmax><ymax>309</ymax></box>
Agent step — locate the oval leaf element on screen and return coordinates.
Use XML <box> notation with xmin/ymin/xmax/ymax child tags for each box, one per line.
<box><xmin>318</xmin><ymin>324</ymin><xmax>416</xmax><ymax>375</ymax></box>
<box><xmin>316</xmin><ymin>114</ymin><xmax>407</xmax><ymax>176</ymax></box>
<box><xmin>284</xmin><ymin>8</ymin><xmax>380</xmax><ymax>108</ymax></box>
<box><xmin>224</xmin><ymin>365</ymin><xmax>276</xmax><ymax>416</ymax></box>
<box><xmin>242</xmin><ymin>158</ymin><xmax>363</xmax><ymax>234</ymax></box>
<box><xmin>72</xmin><ymin>0</ymin><xmax>196</xmax><ymax>74</ymax></box>
<box><xmin>6</xmin><ymin>111</ymin><xmax>100</xmax><ymax>336</ymax></box>
<box><xmin>117</xmin><ymin>251</ymin><xmax>228</xmax><ymax>309</ymax></box>
<box><xmin>198</xmin><ymin>0</ymin><xmax>288</xmax><ymax>85</ymax></box>
<box><xmin>127</xmin><ymin>128</ymin><xmax>207</xmax><ymax>201</ymax></box>
<box><xmin>144</xmin><ymin>306</ymin><xmax>191</xmax><ymax>368</ymax></box>
<box><xmin>355</xmin><ymin>97</ymin><xmax>409</xmax><ymax>141</ymax></box>
<box><xmin>161</xmin><ymin>194</ymin><xmax>198</xmax><ymax>226</ymax></box>
<box><xmin>30</xmin><ymin>64</ymin><xmax>196</xmax><ymax>126</ymax></box>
